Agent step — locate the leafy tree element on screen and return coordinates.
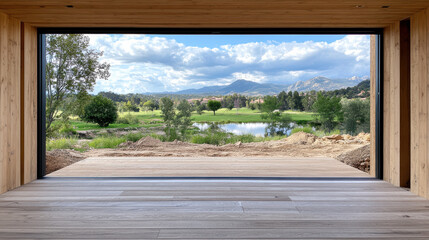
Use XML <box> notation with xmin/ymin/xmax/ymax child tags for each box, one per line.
<box><xmin>160</xmin><ymin>98</ymin><xmax>193</xmax><ymax>141</ymax></box>
<box><xmin>277</xmin><ymin>91</ymin><xmax>289</xmax><ymax>110</ymax></box>
<box><xmin>342</xmin><ymin>99</ymin><xmax>370</xmax><ymax>135</ymax></box>
<box><xmin>45</xmin><ymin>34</ymin><xmax>110</xmax><ymax>136</ymax></box>
<box><xmin>160</xmin><ymin>97</ymin><xmax>177</xmax><ymax>140</ymax></box>
<box><xmin>293</xmin><ymin>91</ymin><xmax>303</xmax><ymax>110</ymax></box>
<box><xmin>302</xmin><ymin>91</ymin><xmax>317</xmax><ymax>112</ymax></box>
<box><xmin>207</xmin><ymin>100</ymin><xmax>221</xmax><ymax>115</ymax></box>
<box><xmin>82</xmin><ymin>95</ymin><xmax>118</xmax><ymax>127</ymax></box>
<box><xmin>176</xmin><ymin>100</ymin><xmax>193</xmax><ymax>138</ymax></box>
<box><xmin>143</xmin><ymin>100</ymin><xmax>156</xmax><ymax>111</ymax></box>
<box><xmin>312</xmin><ymin>93</ymin><xmax>343</xmax><ymax>132</ymax></box>
<box><xmin>261</xmin><ymin>95</ymin><xmax>279</xmax><ymax>113</ymax></box>
<box><xmin>124</xmin><ymin>100</ymin><xmax>139</xmax><ymax>112</ymax></box>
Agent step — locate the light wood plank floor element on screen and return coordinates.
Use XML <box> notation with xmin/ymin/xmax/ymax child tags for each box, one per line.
<box><xmin>48</xmin><ymin>157</ymin><xmax>370</xmax><ymax>177</ymax></box>
<box><xmin>0</xmin><ymin>179</ymin><xmax>429</xmax><ymax>239</ymax></box>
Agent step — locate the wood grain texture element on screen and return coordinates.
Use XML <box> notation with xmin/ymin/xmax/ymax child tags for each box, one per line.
<box><xmin>1</xmin><ymin>0</ymin><xmax>429</xmax><ymax>28</ymax></box>
<box><xmin>47</xmin><ymin>157</ymin><xmax>371</xmax><ymax>178</ymax></box>
<box><xmin>0</xmin><ymin>178</ymin><xmax>428</xmax><ymax>239</ymax></box>
<box><xmin>0</xmin><ymin>12</ymin><xmax>21</xmax><ymax>194</ymax></box>
<box><xmin>410</xmin><ymin>9</ymin><xmax>429</xmax><ymax>199</ymax></box>
<box><xmin>383</xmin><ymin>21</ymin><xmax>411</xmax><ymax>188</ymax></box>
<box><xmin>20</xmin><ymin>23</ymin><xmax>37</xmax><ymax>185</ymax></box>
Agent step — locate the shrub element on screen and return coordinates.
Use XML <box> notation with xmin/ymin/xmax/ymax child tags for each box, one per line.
<box><xmin>191</xmin><ymin>130</ymin><xmax>255</xmax><ymax>145</ymax></box>
<box><xmin>82</xmin><ymin>95</ymin><xmax>118</xmax><ymax>127</ymax></box>
<box><xmin>116</xmin><ymin>113</ymin><xmax>140</xmax><ymax>124</ymax></box>
<box><xmin>290</xmin><ymin>126</ymin><xmax>314</xmax><ymax>135</ymax></box>
<box><xmin>46</xmin><ymin>138</ymin><xmax>78</xmax><ymax>151</ymax></box>
<box><xmin>123</xmin><ymin>132</ymin><xmax>144</xmax><ymax>142</ymax></box>
<box><xmin>58</xmin><ymin>121</ymin><xmax>77</xmax><ymax>136</ymax></box>
<box><xmin>88</xmin><ymin>136</ymin><xmax>126</xmax><ymax>149</ymax></box>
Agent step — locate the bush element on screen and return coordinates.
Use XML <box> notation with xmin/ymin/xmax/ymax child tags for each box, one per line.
<box><xmin>82</xmin><ymin>95</ymin><xmax>118</xmax><ymax>127</ymax></box>
<box><xmin>290</xmin><ymin>126</ymin><xmax>314</xmax><ymax>135</ymax></box>
<box><xmin>116</xmin><ymin>113</ymin><xmax>140</xmax><ymax>124</ymax></box>
<box><xmin>58</xmin><ymin>121</ymin><xmax>77</xmax><ymax>136</ymax></box>
<box><xmin>191</xmin><ymin>130</ymin><xmax>254</xmax><ymax>145</ymax></box>
<box><xmin>123</xmin><ymin>132</ymin><xmax>144</xmax><ymax>142</ymax></box>
<box><xmin>46</xmin><ymin>138</ymin><xmax>78</xmax><ymax>151</ymax></box>
<box><xmin>88</xmin><ymin>136</ymin><xmax>127</xmax><ymax>149</ymax></box>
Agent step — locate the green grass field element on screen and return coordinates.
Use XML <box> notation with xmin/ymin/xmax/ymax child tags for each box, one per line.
<box><xmin>69</xmin><ymin>108</ymin><xmax>315</xmax><ymax>131</ymax></box>
<box><xmin>121</xmin><ymin>108</ymin><xmax>315</xmax><ymax>122</ymax></box>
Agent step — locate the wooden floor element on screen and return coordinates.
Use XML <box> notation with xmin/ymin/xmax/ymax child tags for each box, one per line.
<box><xmin>0</xmin><ymin>179</ymin><xmax>429</xmax><ymax>239</ymax></box>
<box><xmin>48</xmin><ymin>157</ymin><xmax>370</xmax><ymax>177</ymax></box>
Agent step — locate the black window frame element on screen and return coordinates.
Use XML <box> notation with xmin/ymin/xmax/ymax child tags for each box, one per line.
<box><xmin>37</xmin><ymin>28</ymin><xmax>384</xmax><ymax>179</ymax></box>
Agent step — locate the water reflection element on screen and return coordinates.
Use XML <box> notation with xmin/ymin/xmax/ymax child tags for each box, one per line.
<box><xmin>193</xmin><ymin>122</ymin><xmax>298</xmax><ymax>137</ymax></box>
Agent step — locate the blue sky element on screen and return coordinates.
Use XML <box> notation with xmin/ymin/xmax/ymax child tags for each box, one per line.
<box><xmin>88</xmin><ymin>34</ymin><xmax>370</xmax><ymax>94</ymax></box>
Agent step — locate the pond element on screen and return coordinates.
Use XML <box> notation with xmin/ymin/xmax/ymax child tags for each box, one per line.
<box><xmin>193</xmin><ymin>122</ymin><xmax>304</xmax><ymax>137</ymax></box>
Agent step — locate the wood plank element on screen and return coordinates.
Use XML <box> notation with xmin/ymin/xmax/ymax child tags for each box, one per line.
<box><xmin>1</xmin><ymin>0</ymin><xmax>429</xmax><ymax>28</ymax></box>
<box><xmin>0</xmin><ymin>12</ymin><xmax>21</xmax><ymax>194</ymax></box>
<box><xmin>47</xmin><ymin>157</ymin><xmax>370</xmax><ymax>178</ymax></box>
<box><xmin>20</xmin><ymin>23</ymin><xmax>37</xmax><ymax>185</ymax></box>
<box><xmin>410</xmin><ymin>9</ymin><xmax>429</xmax><ymax>199</ymax></box>
<box><xmin>0</xmin><ymin>179</ymin><xmax>429</xmax><ymax>239</ymax></box>
<box><xmin>383</xmin><ymin>25</ymin><xmax>391</xmax><ymax>183</ymax></box>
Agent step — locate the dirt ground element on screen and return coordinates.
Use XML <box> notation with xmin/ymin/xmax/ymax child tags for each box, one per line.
<box><xmin>46</xmin><ymin>132</ymin><xmax>371</xmax><ymax>175</ymax></box>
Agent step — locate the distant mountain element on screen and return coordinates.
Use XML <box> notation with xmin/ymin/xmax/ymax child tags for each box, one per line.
<box><xmin>175</xmin><ymin>79</ymin><xmax>286</xmax><ymax>96</ymax></box>
<box><xmin>285</xmin><ymin>76</ymin><xmax>363</xmax><ymax>92</ymax></box>
<box><xmin>154</xmin><ymin>77</ymin><xmax>365</xmax><ymax>96</ymax></box>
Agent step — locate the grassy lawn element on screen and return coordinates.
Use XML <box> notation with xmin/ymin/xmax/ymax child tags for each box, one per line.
<box><xmin>69</xmin><ymin>108</ymin><xmax>315</xmax><ymax>131</ymax></box>
<box><xmin>70</xmin><ymin>120</ymin><xmax>162</xmax><ymax>131</ymax></box>
<box><xmin>122</xmin><ymin>108</ymin><xmax>315</xmax><ymax>123</ymax></box>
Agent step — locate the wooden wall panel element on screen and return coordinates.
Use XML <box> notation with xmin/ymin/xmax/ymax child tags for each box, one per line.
<box><xmin>21</xmin><ymin>23</ymin><xmax>37</xmax><ymax>185</ymax></box>
<box><xmin>410</xmin><ymin>9</ymin><xmax>429</xmax><ymax>199</ymax></box>
<box><xmin>0</xmin><ymin>12</ymin><xmax>21</xmax><ymax>194</ymax></box>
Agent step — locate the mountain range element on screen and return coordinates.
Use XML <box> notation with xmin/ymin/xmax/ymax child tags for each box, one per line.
<box><xmin>154</xmin><ymin>76</ymin><xmax>366</xmax><ymax>96</ymax></box>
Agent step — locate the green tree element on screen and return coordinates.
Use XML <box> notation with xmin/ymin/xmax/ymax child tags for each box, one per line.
<box><xmin>293</xmin><ymin>91</ymin><xmax>303</xmax><ymax>110</ymax></box>
<box><xmin>45</xmin><ymin>34</ymin><xmax>110</xmax><ymax>136</ymax></box>
<box><xmin>277</xmin><ymin>91</ymin><xmax>289</xmax><ymax>110</ymax></box>
<box><xmin>207</xmin><ymin>100</ymin><xmax>221</xmax><ymax>115</ymax></box>
<box><xmin>124</xmin><ymin>100</ymin><xmax>139</xmax><ymax>112</ymax></box>
<box><xmin>176</xmin><ymin>100</ymin><xmax>193</xmax><ymax>138</ymax></box>
<box><xmin>261</xmin><ymin>95</ymin><xmax>279</xmax><ymax>113</ymax></box>
<box><xmin>312</xmin><ymin>93</ymin><xmax>343</xmax><ymax>132</ymax></box>
<box><xmin>160</xmin><ymin>97</ymin><xmax>177</xmax><ymax>140</ymax></box>
<box><xmin>143</xmin><ymin>100</ymin><xmax>156</xmax><ymax>111</ymax></box>
<box><xmin>342</xmin><ymin>99</ymin><xmax>370</xmax><ymax>135</ymax></box>
<box><xmin>160</xmin><ymin>98</ymin><xmax>193</xmax><ymax>141</ymax></box>
<box><xmin>82</xmin><ymin>95</ymin><xmax>118</xmax><ymax>127</ymax></box>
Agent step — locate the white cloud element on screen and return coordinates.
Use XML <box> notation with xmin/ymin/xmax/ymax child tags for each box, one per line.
<box><xmin>88</xmin><ymin>34</ymin><xmax>370</xmax><ymax>93</ymax></box>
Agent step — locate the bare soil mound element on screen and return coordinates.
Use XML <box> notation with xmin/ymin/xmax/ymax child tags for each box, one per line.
<box><xmin>122</xmin><ymin>136</ymin><xmax>162</xmax><ymax>148</ymax></box>
<box><xmin>336</xmin><ymin>144</ymin><xmax>370</xmax><ymax>173</ymax></box>
<box><xmin>46</xmin><ymin>149</ymin><xmax>86</xmax><ymax>174</ymax></box>
<box><xmin>283</xmin><ymin>132</ymin><xmax>318</xmax><ymax>144</ymax></box>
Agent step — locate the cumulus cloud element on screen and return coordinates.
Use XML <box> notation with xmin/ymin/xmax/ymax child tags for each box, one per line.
<box><xmin>89</xmin><ymin>34</ymin><xmax>370</xmax><ymax>93</ymax></box>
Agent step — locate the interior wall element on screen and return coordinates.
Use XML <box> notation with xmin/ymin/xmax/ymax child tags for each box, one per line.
<box><xmin>410</xmin><ymin>8</ymin><xmax>429</xmax><ymax>199</ymax></box>
<box><xmin>0</xmin><ymin>12</ymin><xmax>21</xmax><ymax>194</ymax></box>
<box><xmin>21</xmin><ymin>23</ymin><xmax>38</xmax><ymax>185</ymax></box>
<box><xmin>0</xmin><ymin>13</ymin><xmax>37</xmax><ymax>194</ymax></box>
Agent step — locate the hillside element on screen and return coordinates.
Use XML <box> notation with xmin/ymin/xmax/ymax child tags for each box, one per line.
<box><xmin>141</xmin><ymin>76</ymin><xmax>365</xmax><ymax>96</ymax></box>
<box><xmin>286</xmin><ymin>76</ymin><xmax>363</xmax><ymax>92</ymax></box>
<box><xmin>175</xmin><ymin>79</ymin><xmax>285</xmax><ymax>95</ymax></box>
